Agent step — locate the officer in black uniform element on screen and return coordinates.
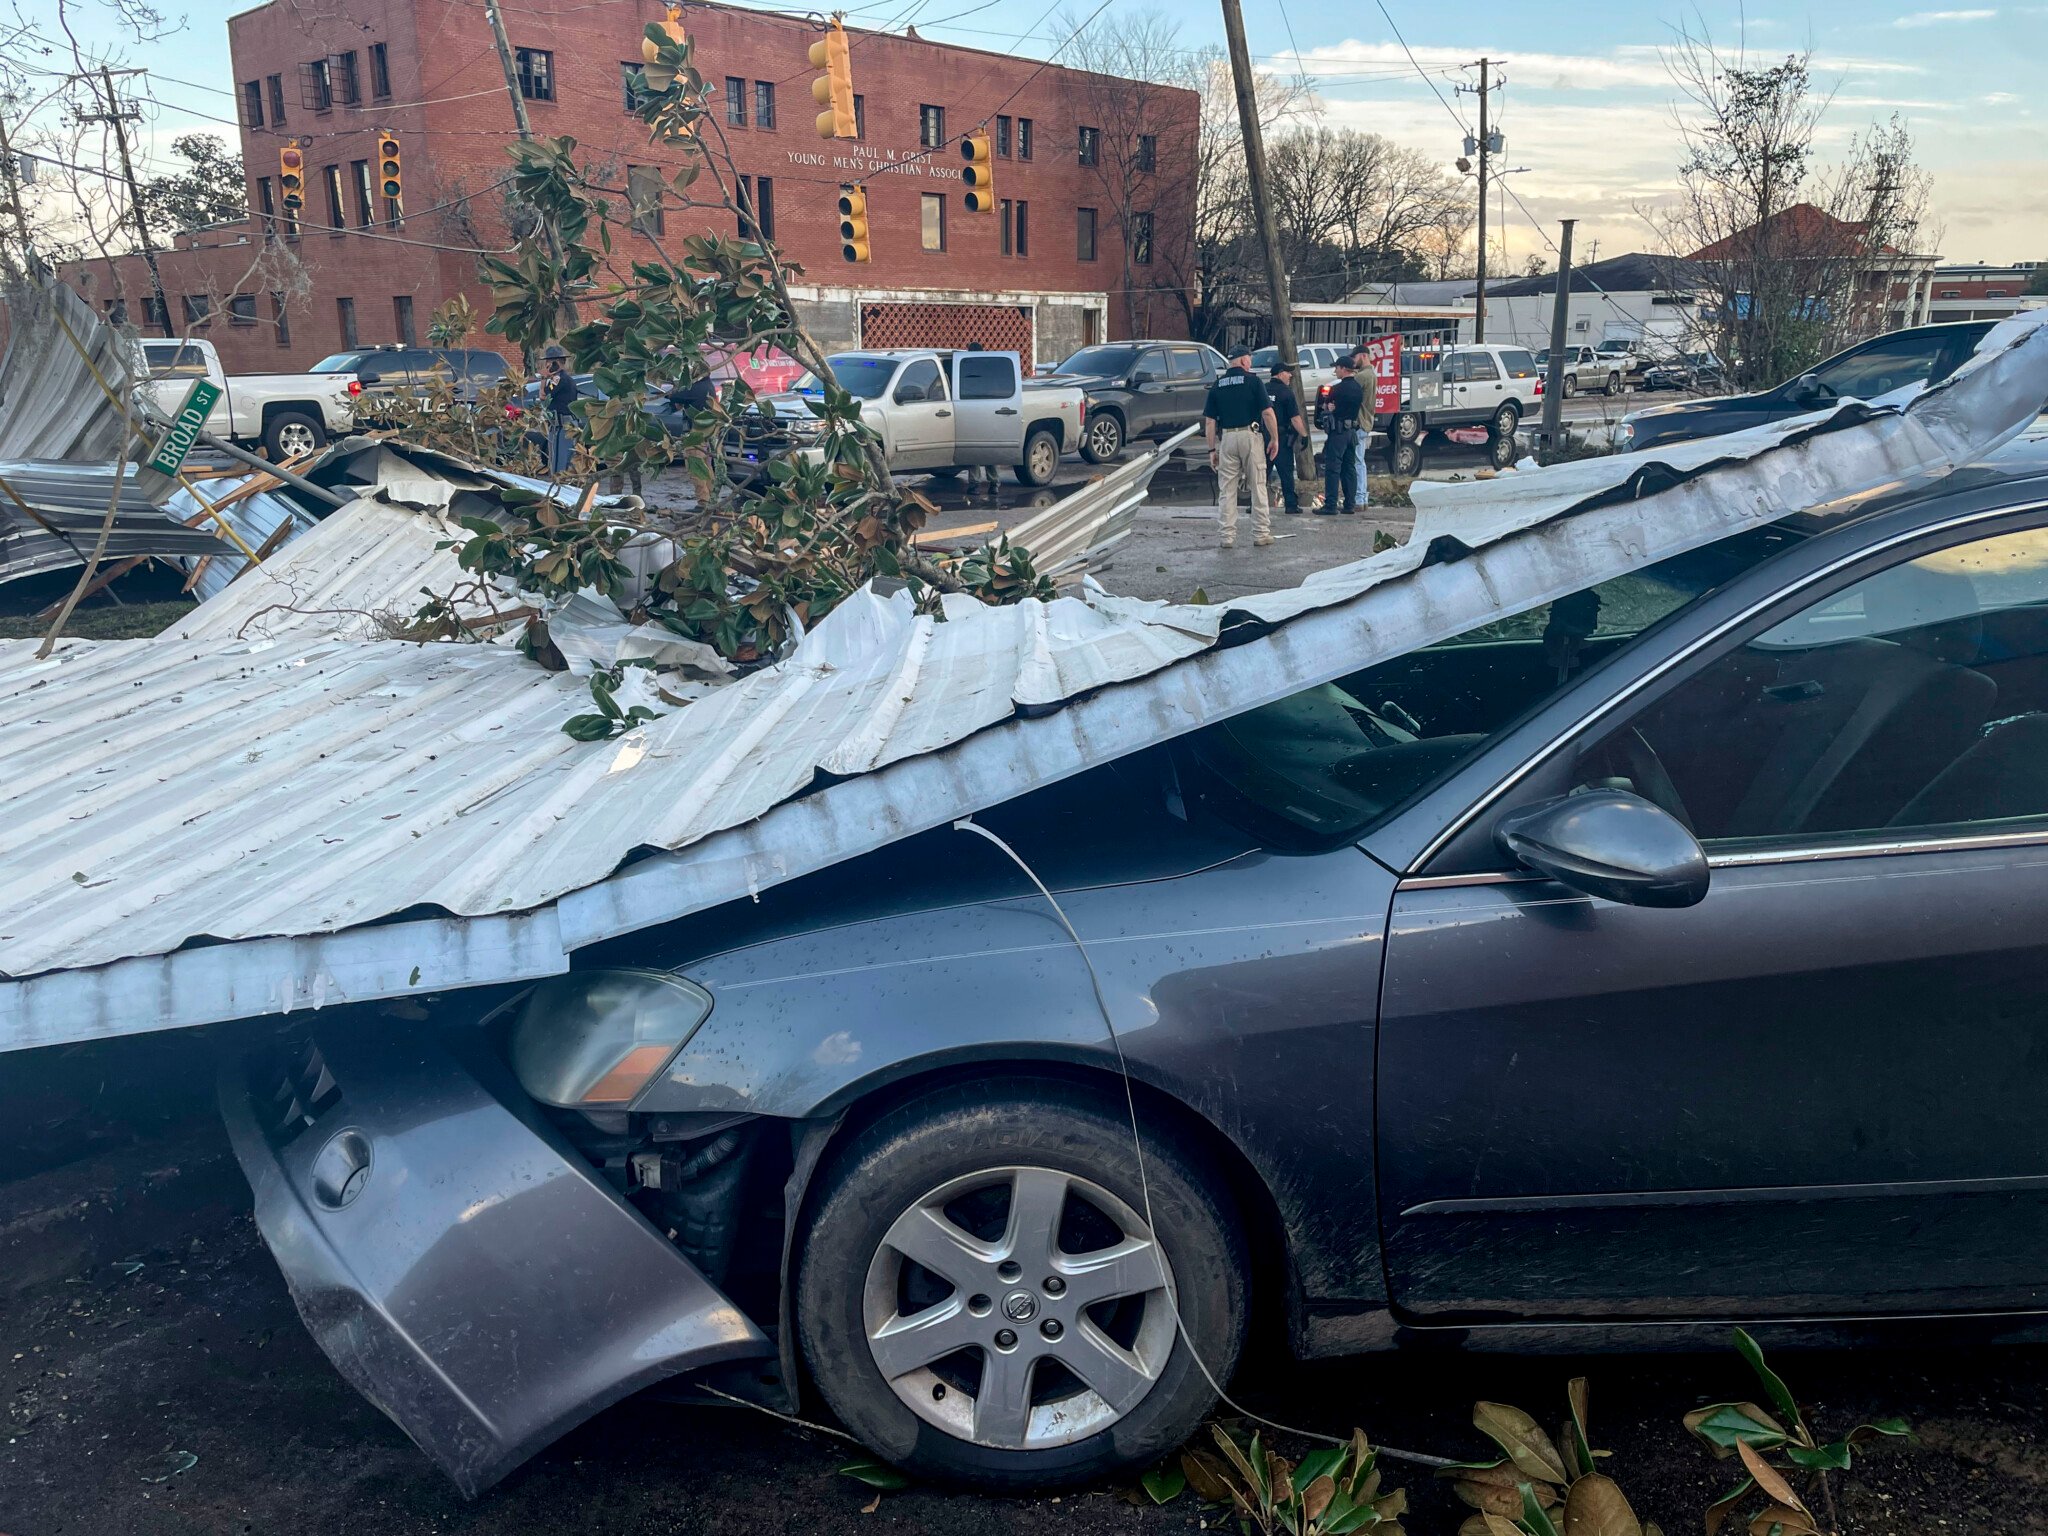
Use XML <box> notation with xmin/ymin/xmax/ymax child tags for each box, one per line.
<box><xmin>1201</xmin><ymin>349</ymin><xmax>1278</xmax><ymax>548</ymax></box>
<box><xmin>1265</xmin><ymin>360</ymin><xmax>1309</xmax><ymax>515</ymax></box>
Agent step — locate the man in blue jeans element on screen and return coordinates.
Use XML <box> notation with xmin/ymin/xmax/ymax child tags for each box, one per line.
<box><xmin>1321</xmin><ymin>358</ymin><xmax>1365</xmax><ymax>515</ymax></box>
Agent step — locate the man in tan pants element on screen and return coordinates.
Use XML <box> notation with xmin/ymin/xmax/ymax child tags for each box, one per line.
<box><xmin>1202</xmin><ymin>349</ymin><xmax>1279</xmax><ymax>548</ymax></box>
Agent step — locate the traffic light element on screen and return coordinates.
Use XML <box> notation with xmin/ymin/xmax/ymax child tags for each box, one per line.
<box><xmin>808</xmin><ymin>19</ymin><xmax>855</xmax><ymax>139</ymax></box>
<box><xmin>376</xmin><ymin>132</ymin><xmax>402</xmax><ymax>201</ymax></box>
<box><xmin>278</xmin><ymin>143</ymin><xmax>305</xmax><ymax>212</ymax></box>
<box><xmin>838</xmin><ymin>184</ymin><xmax>870</xmax><ymax>263</ymax></box>
<box><xmin>960</xmin><ymin>133</ymin><xmax>994</xmax><ymax>213</ymax></box>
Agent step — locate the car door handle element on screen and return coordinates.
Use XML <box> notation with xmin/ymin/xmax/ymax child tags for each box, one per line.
<box><xmin>995</xmin><ymin>407</ymin><xmax>1018</xmax><ymax>415</ymax></box>
<box><xmin>935</xmin><ymin>409</ymin><xmax>951</xmax><ymax>418</ymax></box>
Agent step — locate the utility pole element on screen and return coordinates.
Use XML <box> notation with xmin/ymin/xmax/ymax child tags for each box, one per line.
<box><xmin>0</xmin><ymin>104</ymin><xmax>32</xmax><ymax>275</ymax></box>
<box><xmin>1220</xmin><ymin>0</ymin><xmax>1311</xmax><ymax>481</ymax></box>
<box><xmin>1473</xmin><ymin>58</ymin><xmax>1490</xmax><ymax>343</ymax></box>
<box><xmin>1540</xmin><ymin>218</ymin><xmax>1574</xmax><ymax>452</ymax></box>
<box><xmin>482</xmin><ymin>0</ymin><xmax>578</xmax><ymax>327</ymax></box>
<box><xmin>76</xmin><ymin>67</ymin><xmax>170</xmax><ymax>337</ymax></box>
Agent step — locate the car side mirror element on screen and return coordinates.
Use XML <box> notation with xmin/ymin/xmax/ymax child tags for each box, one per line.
<box><xmin>1130</xmin><ymin>370</ymin><xmax>1158</xmax><ymax>386</ymax></box>
<box><xmin>1786</xmin><ymin>373</ymin><xmax>1823</xmax><ymax>403</ymax></box>
<box><xmin>1494</xmin><ymin>789</ymin><xmax>1709</xmax><ymax>908</ymax></box>
<box><xmin>893</xmin><ymin>382</ymin><xmax>926</xmax><ymax>404</ymax></box>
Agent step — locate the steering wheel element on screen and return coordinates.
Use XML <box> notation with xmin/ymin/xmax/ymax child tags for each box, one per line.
<box><xmin>1607</xmin><ymin>727</ymin><xmax>1695</xmax><ymax>832</ymax></box>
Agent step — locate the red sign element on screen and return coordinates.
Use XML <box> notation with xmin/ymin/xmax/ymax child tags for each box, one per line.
<box><xmin>1367</xmin><ymin>336</ymin><xmax>1401</xmax><ymax>416</ymax></box>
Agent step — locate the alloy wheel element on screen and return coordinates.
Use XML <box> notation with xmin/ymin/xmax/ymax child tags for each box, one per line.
<box><xmin>861</xmin><ymin>1165</ymin><xmax>1176</xmax><ymax>1450</ymax></box>
<box><xmin>278</xmin><ymin>421</ymin><xmax>318</xmax><ymax>458</ymax></box>
<box><xmin>1028</xmin><ymin>436</ymin><xmax>1058</xmax><ymax>483</ymax></box>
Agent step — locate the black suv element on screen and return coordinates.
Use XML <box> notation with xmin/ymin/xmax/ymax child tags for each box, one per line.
<box><xmin>1038</xmin><ymin>340</ymin><xmax>1230</xmax><ymax>462</ymax></box>
<box><xmin>311</xmin><ymin>346</ymin><xmax>513</xmax><ymax>408</ymax></box>
<box><xmin>1622</xmin><ymin>321</ymin><xmax>1993</xmax><ymax>452</ymax></box>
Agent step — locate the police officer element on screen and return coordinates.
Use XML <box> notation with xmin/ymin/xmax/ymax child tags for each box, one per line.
<box><xmin>1265</xmin><ymin>359</ymin><xmax>1309</xmax><ymax>516</ymax></box>
<box><xmin>1202</xmin><ymin>348</ymin><xmax>1278</xmax><ymax>549</ymax></box>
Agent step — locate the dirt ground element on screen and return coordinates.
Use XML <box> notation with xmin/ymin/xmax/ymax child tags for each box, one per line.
<box><xmin>2</xmin><ymin>1040</ymin><xmax>2046</xmax><ymax>1536</ymax></box>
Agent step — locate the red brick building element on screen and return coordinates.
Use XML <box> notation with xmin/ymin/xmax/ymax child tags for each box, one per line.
<box><xmin>63</xmin><ymin>0</ymin><xmax>1198</xmax><ymax>373</ymax></box>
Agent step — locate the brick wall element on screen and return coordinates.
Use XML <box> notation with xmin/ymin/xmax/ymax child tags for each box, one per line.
<box><xmin>61</xmin><ymin>0</ymin><xmax>1196</xmax><ymax>374</ymax></box>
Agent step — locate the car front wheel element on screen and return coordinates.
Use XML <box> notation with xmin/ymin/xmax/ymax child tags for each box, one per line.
<box><xmin>1604</xmin><ymin>372</ymin><xmax>1623</xmax><ymax>396</ymax></box>
<box><xmin>1080</xmin><ymin>412</ymin><xmax>1124</xmax><ymax>464</ymax></box>
<box><xmin>264</xmin><ymin>410</ymin><xmax>325</xmax><ymax>461</ymax></box>
<box><xmin>796</xmin><ymin>1081</ymin><xmax>1247</xmax><ymax>1490</ymax></box>
<box><xmin>1561</xmin><ymin>374</ymin><xmax>1577</xmax><ymax>398</ymax></box>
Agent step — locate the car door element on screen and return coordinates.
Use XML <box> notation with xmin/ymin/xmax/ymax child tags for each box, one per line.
<box><xmin>141</xmin><ymin>342</ymin><xmax>231</xmax><ymax>434</ymax></box>
<box><xmin>1126</xmin><ymin>347</ymin><xmax>1171</xmax><ymax>436</ymax></box>
<box><xmin>951</xmin><ymin>351</ymin><xmax>1020</xmax><ymax>466</ymax></box>
<box><xmin>1374</xmin><ymin>510</ymin><xmax>2048</xmax><ymax>1322</ymax></box>
<box><xmin>1166</xmin><ymin>347</ymin><xmax>1211</xmax><ymax>431</ymax></box>
<box><xmin>887</xmin><ymin>357</ymin><xmax>952</xmax><ymax>469</ymax></box>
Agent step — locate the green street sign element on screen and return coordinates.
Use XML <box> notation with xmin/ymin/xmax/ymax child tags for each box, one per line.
<box><xmin>146</xmin><ymin>378</ymin><xmax>224</xmax><ymax>477</ymax></box>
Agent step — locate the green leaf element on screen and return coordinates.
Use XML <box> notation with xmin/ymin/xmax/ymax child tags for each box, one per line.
<box><xmin>837</xmin><ymin>1459</ymin><xmax>911</xmax><ymax>1490</ymax></box>
<box><xmin>1294</xmin><ymin>1447</ymin><xmax>1348</xmax><ymax>1489</ymax></box>
<box><xmin>1782</xmin><ymin>1443</ymin><xmax>1851</xmax><ymax>1472</ymax></box>
<box><xmin>1845</xmin><ymin>1418</ymin><xmax>1911</xmax><ymax>1443</ymax></box>
<box><xmin>1519</xmin><ymin>1481</ymin><xmax>1564</xmax><ymax>1536</ymax></box>
<box><xmin>561</xmin><ymin>713</ymin><xmax>618</xmax><ymax>741</ymax></box>
<box><xmin>1139</xmin><ymin>1464</ymin><xmax>1186</xmax><ymax>1504</ymax></box>
<box><xmin>1732</xmin><ymin>1329</ymin><xmax>1805</xmax><ymax>1435</ymax></box>
<box><xmin>1683</xmin><ymin>1403</ymin><xmax>1789</xmax><ymax>1457</ymax></box>
<box><xmin>1474</xmin><ymin>1402</ymin><xmax>1569</xmax><ymax>1485</ymax></box>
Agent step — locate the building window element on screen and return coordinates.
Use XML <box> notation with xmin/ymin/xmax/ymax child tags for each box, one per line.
<box><xmin>304</xmin><ymin>58</ymin><xmax>332</xmax><ymax>112</ymax></box>
<box><xmin>1017</xmin><ymin>117</ymin><xmax>1033</xmax><ymax>160</ymax></box>
<box><xmin>1988</xmin><ymin>288</ymin><xmax>2009</xmax><ymax>298</ymax></box>
<box><xmin>919</xmin><ymin>104</ymin><xmax>943</xmax><ymax>149</ymax></box>
<box><xmin>723</xmin><ymin>77</ymin><xmax>744</xmax><ymax>126</ymax></box>
<box><xmin>266</xmin><ymin>73</ymin><xmax>286</xmax><ymax>124</ymax></box>
<box><xmin>143</xmin><ymin>295</ymin><xmax>168</xmax><ymax>331</ymax></box>
<box><xmin>852</xmin><ymin>93</ymin><xmax>866</xmax><ymax>139</ymax></box>
<box><xmin>370</xmin><ymin>42</ymin><xmax>391</xmax><ymax>100</ymax></box>
<box><xmin>181</xmin><ymin>294</ymin><xmax>212</xmax><ymax>327</ymax></box>
<box><xmin>351</xmin><ymin>160</ymin><xmax>374</xmax><ymax>227</ymax></box>
<box><xmin>394</xmin><ymin>294</ymin><xmax>416</xmax><ymax>345</ymax></box>
<box><xmin>385</xmin><ymin>192</ymin><xmax>403</xmax><ymax>229</ymax></box>
<box><xmin>228</xmin><ymin>294</ymin><xmax>257</xmax><ymax>326</ymax></box>
<box><xmin>323</xmin><ymin>164</ymin><xmax>345</xmax><ymax>230</ymax></box>
<box><xmin>337</xmin><ymin>296</ymin><xmax>357</xmax><ymax>347</ymax></box>
<box><xmin>627</xmin><ymin>164</ymin><xmax>664</xmax><ymax>236</ymax></box>
<box><xmin>516</xmin><ymin>47</ymin><xmax>553</xmax><ymax>102</ymax></box>
<box><xmin>1076</xmin><ymin>206</ymin><xmax>1096</xmax><ymax>262</ymax></box>
<box><xmin>106</xmin><ymin>298</ymin><xmax>128</xmax><ymax>326</ymax></box>
<box><xmin>921</xmin><ymin>192</ymin><xmax>945</xmax><ymax>252</ymax></box>
<box><xmin>271</xmin><ymin>290</ymin><xmax>291</xmax><ymax>346</ymax></box>
<box><xmin>741</xmin><ymin>175</ymin><xmax>774</xmax><ymax>240</ymax></box>
<box><xmin>1015</xmin><ymin>199</ymin><xmax>1029</xmax><ymax>257</ymax></box>
<box><xmin>1136</xmin><ymin>133</ymin><xmax>1156</xmax><ymax>173</ymax></box>
<box><xmin>620</xmin><ymin>62</ymin><xmax>645</xmax><ymax>111</ymax></box>
<box><xmin>332</xmin><ymin>51</ymin><xmax>360</xmax><ymax>106</ymax></box>
<box><xmin>1129</xmin><ymin>210</ymin><xmax>1153</xmax><ymax>265</ymax></box>
<box><xmin>1000</xmin><ymin>198</ymin><xmax>1013</xmax><ymax>256</ymax></box>
<box><xmin>1077</xmin><ymin>125</ymin><xmax>1099</xmax><ymax>167</ymax></box>
<box><xmin>996</xmin><ymin>114</ymin><xmax>1011</xmax><ymax>157</ymax></box>
<box><xmin>753</xmin><ymin>80</ymin><xmax>775</xmax><ymax>129</ymax></box>
<box><xmin>242</xmin><ymin>80</ymin><xmax>263</xmax><ymax>128</ymax></box>
<box><xmin>256</xmin><ymin>176</ymin><xmax>276</xmax><ymax>235</ymax></box>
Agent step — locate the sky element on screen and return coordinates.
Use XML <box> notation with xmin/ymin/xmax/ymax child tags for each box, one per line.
<box><xmin>16</xmin><ymin>0</ymin><xmax>2047</xmax><ymax>269</ymax></box>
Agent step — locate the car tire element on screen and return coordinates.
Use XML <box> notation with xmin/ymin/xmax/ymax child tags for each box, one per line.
<box><xmin>1561</xmin><ymin>375</ymin><xmax>1577</xmax><ymax>398</ymax></box>
<box><xmin>1489</xmin><ymin>402</ymin><xmax>1521</xmax><ymax>439</ymax></box>
<box><xmin>1604</xmin><ymin>373</ymin><xmax>1623</xmax><ymax>397</ymax></box>
<box><xmin>1080</xmin><ymin>412</ymin><xmax>1124</xmax><ymax>464</ymax></box>
<box><xmin>796</xmin><ymin>1079</ymin><xmax>1248</xmax><ymax>1492</ymax></box>
<box><xmin>1487</xmin><ymin>431</ymin><xmax>1517</xmax><ymax>470</ymax></box>
<box><xmin>1015</xmin><ymin>429</ymin><xmax>1060</xmax><ymax>487</ymax></box>
<box><xmin>1386</xmin><ymin>439</ymin><xmax>1422</xmax><ymax>478</ymax></box>
<box><xmin>263</xmin><ymin>410</ymin><xmax>326</xmax><ymax>461</ymax></box>
<box><xmin>1392</xmin><ymin>411</ymin><xmax>1422</xmax><ymax>444</ymax></box>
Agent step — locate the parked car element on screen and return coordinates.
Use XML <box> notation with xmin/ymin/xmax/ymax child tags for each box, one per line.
<box><xmin>1641</xmin><ymin>351</ymin><xmax>1726</xmax><ymax>393</ymax></box>
<box><xmin>1378</xmin><ymin>342</ymin><xmax>1545</xmax><ymax>466</ymax></box>
<box><xmin>1536</xmin><ymin>344</ymin><xmax>1627</xmax><ymax>398</ymax></box>
<box><xmin>215</xmin><ymin>414</ymin><xmax>2048</xmax><ymax>1498</ymax></box>
<box><xmin>1594</xmin><ymin>337</ymin><xmax>1651</xmax><ymax>381</ymax></box>
<box><xmin>1042</xmin><ymin>340</ymin><xmax>1230</xmax><ymax>464</ymax></box>
<box><xmin>314</xmin><ymin>345</ymin><xmax>511</xmax><ymax>413</ymax></box>
<box><xmin>1622</xmin><ymin>321</ymin><xmax>1996</xmax><ymax>453</ymax></box>
<box><xmin>750</xmin><ymin>349</ymin><xmax>1086</xmax><ymax>485</ymax></box>
<box><xmin>1251</xmin><ymin>343</ymin><xmax>1341</xmax><ymax>403</ymax></box>
<box><xmin>138</xmin><ymin>337</ymin><xmax>357</xmax><ymax>460</ymax></box>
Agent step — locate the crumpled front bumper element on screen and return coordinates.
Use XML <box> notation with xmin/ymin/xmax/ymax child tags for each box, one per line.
<box><xmin>219</xmin><ymin>1025</ymin><xmax>772</xmax><ymax>1497</ymax></box>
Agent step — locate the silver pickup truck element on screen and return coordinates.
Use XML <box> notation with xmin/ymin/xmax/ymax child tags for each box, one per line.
<box><xmin>732</xmin><ymin>349</ymin><xmax>1087</xmax><ymax>486</ymax></box>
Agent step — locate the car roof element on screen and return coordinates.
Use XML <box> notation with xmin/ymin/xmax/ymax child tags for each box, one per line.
<box><xmin>1787</xmin><ymin>426</ymin><xmax>2048</xmax><ymax>539</ymax></box>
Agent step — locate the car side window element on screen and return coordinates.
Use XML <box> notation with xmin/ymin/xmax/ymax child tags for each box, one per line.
<box><xmin>957</xmin><ymin>355</ymin><xmax>1017</xmax><ymax>399</ymax></box>
<box><xmin>144</xmin><ymin>343</ymin><xmax>209</xmax><ymax>378</ymax></box>
<box><xmin>1167</xmin><ymin>348</ymin><xmax>1205</xmax><ymax>381</ymax></box>
<box><xmin>1134</xmin><ymin>348</ymin><xmax>1166</xmax><ymax>381</ymax></box>
<box><xmin>1582</xmin><ymin>525</ymin><xmax>2048</xmax><ymax>846</ymax></box>
<box><xmin>1809</xmin><ymin>334</ymin><xmax>1946</xmax><ymax>401</ymax></box>
<box><xmin>1440</xmin><ymin>354</ymin><xmax>1467</xmax><ymax>383</ymax></box>
<box><xmin>1464</xmin><ymin>352</ymin><xmax>1502</xmax><ymax>381</ymax></box>
<box><xmin>897</xmin><ymin>358</ymin><xmax>942</xmax><ymax>401</ymax></box>
<box><xmin>1500</xmin><ymin>349</ymin><xmax>1538</xmax><ymax>379</ymax></box>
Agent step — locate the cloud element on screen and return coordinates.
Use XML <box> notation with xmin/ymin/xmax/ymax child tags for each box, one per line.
<box><xmin>1983</xmin><ymin>91</ymin><xmax>2021</xmax><ymax>103</ymax></box>
<box><xmin>1891</xmin><ymin>8</ymin><xmax>1997</xmax><ymax>25</ymax></box>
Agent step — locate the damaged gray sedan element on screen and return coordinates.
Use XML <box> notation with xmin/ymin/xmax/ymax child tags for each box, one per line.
<box><xmin>220</xmin><ymin>431</ymin><xmax>2048</xmax><ymax>1494</ymax></box>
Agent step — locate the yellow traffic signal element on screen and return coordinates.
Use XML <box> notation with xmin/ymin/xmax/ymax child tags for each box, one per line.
<box><xmin>838</xmin><ymin>184</ymin><xmax>870</xmax><ymax>263</ymax></box>
<box><xmin>808</xmin><ymin>20</ymin><xmax>854</xmax><ymax>139</ymax></box>
<box><xmin>376</xmin><ymin>133</ymin><xmax>402</xmax><ymax>200</ymax></box>
<box><xmin>278</xmin><ymin>143</ymin><xmax>305</xmax><ymax>211</ymax></box>
<box><xmin>960</xmin><ymin>133</ymin><xmax>994</xmax><ymax>213</ymax></box>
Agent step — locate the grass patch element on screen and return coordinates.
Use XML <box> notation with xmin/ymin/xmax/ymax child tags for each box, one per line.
<box><xmin>0</xmin><ymin>600</ymin><xmax>195</xmax><ymax>641</ymax></box>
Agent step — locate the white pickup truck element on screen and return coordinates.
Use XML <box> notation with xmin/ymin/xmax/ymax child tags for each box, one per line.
<box><xmin>734</xmin><ymin>349</ymin><xmax>1087</xmax><ymax>486</ymax></box>
<box><xmin>139</xmin><ymin>337</ymin><xmax>358</xmax><ymax>460</ymax></box>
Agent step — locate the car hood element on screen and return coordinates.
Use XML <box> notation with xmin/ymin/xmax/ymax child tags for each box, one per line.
<box><xmin>1033</xmin><ymin>371</ymin><xmax>1118</xmax><ymax>391</ymax></box>
<box><xmin>1628</xmin><ymin>389</ymin><xmax>1768</xmax><ymax>423</ymax></box>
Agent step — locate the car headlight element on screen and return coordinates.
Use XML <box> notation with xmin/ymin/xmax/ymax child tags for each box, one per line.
<box><xmin>507</xmin><ymin>970</ymin><xmax>713</xmax><ymax>1109</ymax></box>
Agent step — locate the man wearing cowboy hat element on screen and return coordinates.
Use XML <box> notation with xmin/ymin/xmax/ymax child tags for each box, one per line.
<box><xmin>540</xmin><ymin>344</ymin><xmax>579</xmax><ymax>474</ymax></box>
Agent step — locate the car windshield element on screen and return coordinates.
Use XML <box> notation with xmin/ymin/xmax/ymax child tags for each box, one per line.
<box><xmin>1251</xmin><ymin>347</ymin><xmax>1280</xmax><ymax>369</ymax></box>
<box><xmin>1181</xmin><ymin>524</ymin><xmax>1802</xmax><ymax>846</ymax></box>
<box><xmin>309</xmin><ymin>352</ymin><xmax>375</xmax><ymax>373</ymax></box>
<box><xmin>1055</xmin><ymin>345</ymin><xmax>1139</xmax><ymax>377</ymax></box>
<box><xmin>802</xmin><ymin>357</ymin><xmax>899</xmax><ymax>400</ymax></box>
